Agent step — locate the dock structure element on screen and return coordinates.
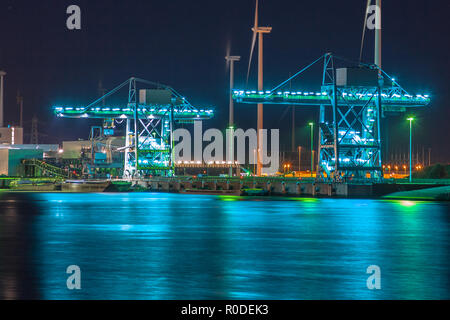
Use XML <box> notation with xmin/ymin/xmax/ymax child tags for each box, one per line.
<box><xmin>121</xmin><ymin>176</ymin><xmax>450</xmax><ymax>199</ymax></box>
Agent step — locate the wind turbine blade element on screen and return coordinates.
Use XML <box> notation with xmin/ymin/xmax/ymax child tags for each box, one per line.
<box><xmin>246</xmin><ymin>0</ymin><xmax>259</xmax><ymax>84</ymax></box>
<box><xmin>359</xmin><ymin>0</ymin><xmax>372</xmax><ymax>62</ymax></box>
<box><xmin>246</xmin><ymin>31</ymin><xmax>257</xmax><ymax>83</ymax></box>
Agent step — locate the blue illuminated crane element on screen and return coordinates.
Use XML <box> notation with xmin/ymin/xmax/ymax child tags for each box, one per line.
<box><xmin>233</xmin><ymin>53</ymin><xmax>430</xmax><ymax>181</ymax></box>
<box><xmin>53</xmin><ymin>77</ymin><xmax>214</xmax><ymax>178</ymax></box>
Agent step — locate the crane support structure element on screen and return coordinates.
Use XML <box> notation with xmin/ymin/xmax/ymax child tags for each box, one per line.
<box><xmin>54</xmin><ymin>77</ymin><xmax>214</xmax><ymax>178</ymax></box>
<box><xmin>233</xmin><ymin>53</ymin><xmax>430</xmax><ymax>182</ymax></box>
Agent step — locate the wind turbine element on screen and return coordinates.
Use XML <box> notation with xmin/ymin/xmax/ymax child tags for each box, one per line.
<box><xmin>247</xmin><ymin>0</ymin><xmax>271</xmax><ymax>176</ymax></box>
<box><xmin>225</xmin><ymin>46</ymin><xmax>240</xmax><ymax>132</ymax></box>
<box><xmin>225</xmin><ymin>46</ymin><xmax>240</xmax><ymax>171</ymax></box>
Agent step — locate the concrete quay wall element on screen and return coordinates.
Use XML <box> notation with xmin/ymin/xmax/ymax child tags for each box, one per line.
<box><xmin>132</xmin><ymin>177</ymin><xmax>374</xmax><ymax>197</ymax></box>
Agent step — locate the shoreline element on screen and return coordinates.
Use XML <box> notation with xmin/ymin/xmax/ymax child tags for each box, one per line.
<box><xmin>1</xmin><ymin>183</ymin><xmax>449</xmax><ymax>201</ymax></box>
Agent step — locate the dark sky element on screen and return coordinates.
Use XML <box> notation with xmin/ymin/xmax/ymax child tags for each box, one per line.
<box><xmin>1</xmin><ymin>0</ymin><xmax>449</xmax><ymax>161</ymax></box>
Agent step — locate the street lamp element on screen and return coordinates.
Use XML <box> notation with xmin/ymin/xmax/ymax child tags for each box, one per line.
<box><xmin>407</xmin><ymin>117</ymin><xmax>414</xmax><ymax>182</ymax></box>
<box><xmin>309</xmin><ymin>122</ymin><xmax>314</xmax><ymax>177</ymax></box>
<box><xmin>298</xmin><ymin>146</ymin><xmax>302</xmax><ymax>172</ymax></box>
<box><xmin>253</xmin><ymin>148</ymin><xmax>256</xmax><ymax>176</ymax></box>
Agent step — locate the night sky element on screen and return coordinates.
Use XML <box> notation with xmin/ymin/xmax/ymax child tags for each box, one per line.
<box><xmin>0</xmin><ymin>0</ymin><xmax>449</xmax><ymax>162</ymax></box>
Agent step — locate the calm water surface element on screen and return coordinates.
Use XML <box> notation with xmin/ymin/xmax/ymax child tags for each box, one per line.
<box><xmin>0</xmin><ymin>192</ymin><xmax>449</xmax><ymax>299</ymax></box>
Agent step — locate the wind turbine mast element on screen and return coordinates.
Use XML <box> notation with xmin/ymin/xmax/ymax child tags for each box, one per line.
<box><xmin>0</xmin><ymin>71</ymin><xmax>6</xmax><ymax>128</ymax></box>
<box><xmin>225</xmin><ymin>55</ymin><xmax>240</xmax><ymax>129</ymax></box>
<box><xmin>248</xmin><ymin>0</ymin><xmax>271</xmax><ymax>176</ymax></box>
<box><xmin>375</xmin><ymin>0</ymin><xmax>382</xmax><ymax>69</ymax></box>
<box><xmin>225</xmin><ymin>55</ymin><xmax>240</xmax><ymax>172</ymax></box>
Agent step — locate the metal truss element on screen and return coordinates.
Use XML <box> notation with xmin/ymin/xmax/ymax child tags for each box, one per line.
<box><xmin>318</xmin><ymin>53</ymin><xmax>383</xmax><ymax>181</ymax></box>
<box><xmin>122</xmin><ymin>78</ymin><xmax>175</xmax><ymax>178</ymax></box>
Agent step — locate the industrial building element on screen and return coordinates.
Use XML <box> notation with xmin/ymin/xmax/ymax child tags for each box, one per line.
<box><xmin>0</xmin><ymin>127</ymin><xmax>23</xmax><ymax>145</ymax></box>
<box><xmin>0</xmin><ymin>144</ymin><xmax>60</xmax><ymax>176</ymax></box>
<box><xmin>0</xmin><ymin>147</ymin><xmax>43</xmax><ymax>176</ymax></box>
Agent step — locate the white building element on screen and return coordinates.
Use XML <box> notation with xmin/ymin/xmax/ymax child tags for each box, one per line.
<box><xmin>0</xmin><ymin>127</ymin><xmax>23</xmax><ymax>145</ymax></box>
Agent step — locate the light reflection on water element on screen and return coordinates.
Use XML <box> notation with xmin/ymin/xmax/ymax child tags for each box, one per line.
<box><xmin>0</xmin><ymin>192</ymin><xmax>449</xmax><ymax>300</ymax></box>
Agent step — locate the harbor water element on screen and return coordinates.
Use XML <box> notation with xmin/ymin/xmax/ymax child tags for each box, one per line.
<box><xmin>0</xmin><ymin>192</ymin><xmax>449</xmax><ymax>299</ymax></box>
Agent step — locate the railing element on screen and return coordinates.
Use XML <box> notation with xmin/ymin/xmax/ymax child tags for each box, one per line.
<box><xmin>22</xmin><ymin>159</ymin><xmax>70</xmax><ymax>179</ymax></box>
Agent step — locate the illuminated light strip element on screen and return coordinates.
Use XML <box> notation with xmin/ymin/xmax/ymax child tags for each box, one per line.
<box><xmin>231</xmin><ymin>91</ymin><xmax>430</xmax><ymax>107</ymax></box>
<box><xmin>52</xmin><ymin>107</ymin><xmax>214</xmax><ymax>120</ymax></box>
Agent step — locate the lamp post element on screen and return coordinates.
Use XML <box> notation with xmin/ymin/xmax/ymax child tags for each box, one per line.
<box><xmin>309</xmin><ymin>122</ymin><xmax>314</xmax><ymax>177</ymax></box>
<box><xmin>407</xmin><ymin>117</ymin><xmax>414</xmax><ymax>182</ymax></box>
<box><xmin>253</xmin><ymin>148</ymin><xmax>256</xmax><ymax>176</ymax></box>
<box><xmin>298</xmin><ymin>146</ymin><xmax>302</xmax><ymax>172</ymax></box>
